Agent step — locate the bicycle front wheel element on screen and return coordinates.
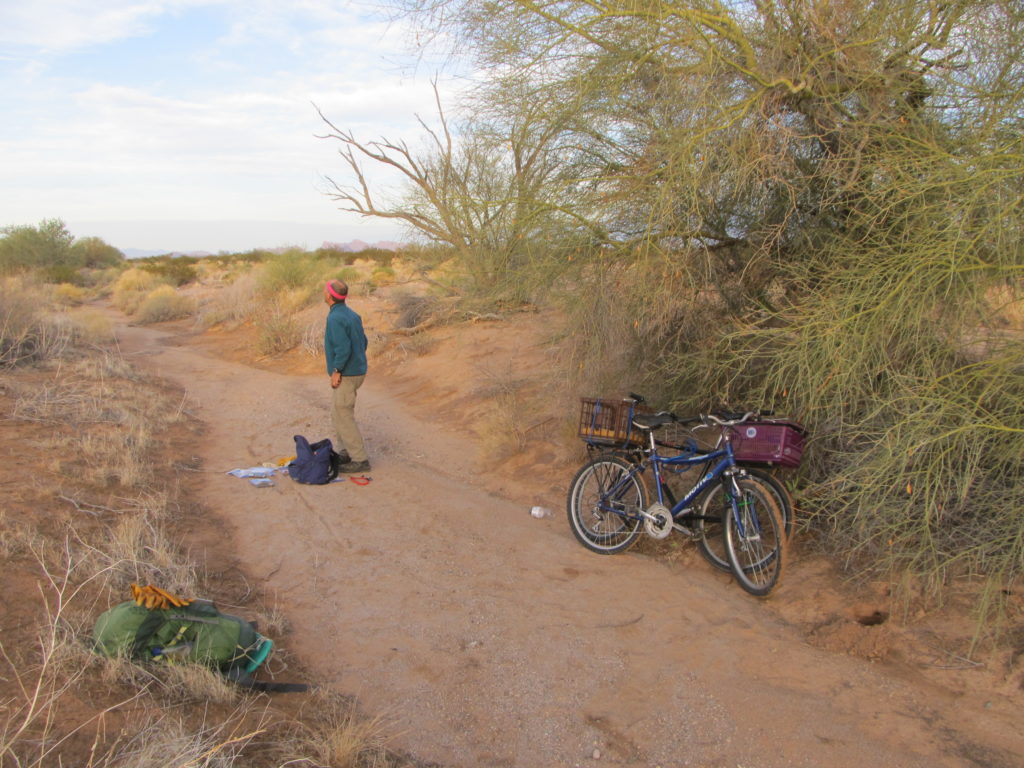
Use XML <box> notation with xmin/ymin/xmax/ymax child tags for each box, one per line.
<box><xmin>696</xmin><ymin>481</ymin><xmax>736</xmax><ymax>573</ymax></box>
<box><xmin>742</xmin><ymin>466</ymin><xmax>795</xmax><ymax>539</ymax></box>
<box><xmin>723</xmin><ymin>477</ymin><xmax>787</xmax><ymax>597</ymax></box>
<box><xmin>566</xmin><ymin>454</ymin><xmax>647</xmax><ymax>554</ymax></box>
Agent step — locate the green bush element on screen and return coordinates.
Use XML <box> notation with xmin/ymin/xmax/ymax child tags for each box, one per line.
<box><xmin>355</xmin><ymin>247</ymin><xmax>396</xmax><ymax>267</ymax></box>
<box><xmin>370</xmin><ymin>265</ymin><xmax>396</xmax><ymax>287</ymax></box>
<box><xmin>258</xmin><ymin>250</ymin><xmax>321</xmax><ymax>296</ymax></box>
<box><xmin>0</xmin><ymin>219</ymin><xmax>76</xmax><ymax>276</ymax></box>
<box><xmin>137</xmin><ymin>255</ymin><xmax>198</xmax><ymax>286</ymax></box>
<box><xmin>71</xmin><ymin>236</ymin><xmax>124</xmax><ymax>268</ymax></box>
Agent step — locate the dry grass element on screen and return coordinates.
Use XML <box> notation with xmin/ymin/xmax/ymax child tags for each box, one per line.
<box><xmin>53</xmin><ymin>282</ymin><xmax>87</xmax><ymax>305</ymax></box>
<box><xmin>156</xmin><ymin>663</ymin><xmax>240</xmax><ymax>706</ymax></box>
<box><xmin>68</xmin><ymin>307</ymin><xmax>116</xmax><ymax>344</ymax></box>
<box><xmin>257</xmin><ymin>309</ymin><xmax>302</xmax><ymax>355</ymax></box>
<box><xmin>134</xmin><ymin>284</ymin><xmax>197</xmax><ymax>324</ymax></box>
<box><xmin>197</xmin><ymin>271</ymin><xmax>259</xmax><ymax>328</ymax></box>
<box><xmin>473</xmin><ymin>363</ymin><xmax>529</xmax><ymax>460</ymax></box>
<box><xmin>111</xmin><ymin>268</ymin><xmax>164</xmax><ymax>315</ymax></box>
<box><xmin>294</xmin><ymin>692</ymin><xmax>396</xmax><ymax>768</ymax></box>
<box><xmin>0</xmin><ymin>276</ymin><xmax>74</xmax><ymax>367</ymax></box>
<box><xmin>96</xmin><ymin>709</ymin><xmax>266</xmax><ymax>768</ymax></box>
<box><xmin>301</xmin><ymin>317</ymin><xmax>325</xmax><ymax>357</ymax></box>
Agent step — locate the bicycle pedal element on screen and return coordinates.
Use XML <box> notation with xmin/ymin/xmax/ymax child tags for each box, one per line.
<box><xmin>672</xmin><ymin>522</ymin><xmax>699</xmax><ymax>539</ymax></box>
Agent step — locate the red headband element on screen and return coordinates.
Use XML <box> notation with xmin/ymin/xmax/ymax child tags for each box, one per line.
<box><xmin>325</xmin><ymin>281</ymin><xmax>347</xmax><ymax>301</ymax></box>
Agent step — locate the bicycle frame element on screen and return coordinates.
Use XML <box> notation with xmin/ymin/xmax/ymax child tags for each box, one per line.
<box><xmin>650</xmin><ymin>447</ymin><xmax>745</xmax><ymax>521</ymax></box>
<box><xmin>595</xmin><ymin>435</ymin><xmax>746</xmax><ymax>525</ymax></box>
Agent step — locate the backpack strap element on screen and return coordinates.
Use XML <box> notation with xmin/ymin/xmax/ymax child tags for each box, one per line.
<box><xmin>129</xmin><ymin>611</ymin><xmax>169</xmax><ymax>658</ymax></box>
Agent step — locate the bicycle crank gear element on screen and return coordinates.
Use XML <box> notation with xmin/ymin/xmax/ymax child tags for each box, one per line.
<box><xmin>643</xmin><ymin>503</ymin><xmax>674</xmax><ymax>539</ymax></box>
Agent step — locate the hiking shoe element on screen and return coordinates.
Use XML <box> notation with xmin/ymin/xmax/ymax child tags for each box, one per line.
<box><xmin>337</xmin><ymin>459</ymin><xmax>371</xmax><ymax>474</ymax></box>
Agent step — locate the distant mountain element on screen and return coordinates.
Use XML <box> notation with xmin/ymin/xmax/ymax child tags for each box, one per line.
<box><xmin>121</xmin><ymin>240</ymin><xmax>403</xmax><ymax>259</ymax></box>
<box><xmin>321</xmin><ymin>240</ymin><xmax>403</xmax><ymax>252</ymax></box>
<box><xmin>123</xmin><ymin>248</ymin><xmax>212</xmax><ymax>259</ymax></box>
<box><xmin>123</xmin><ymin>248</ymin><xmax>169</xmax><ymax>259</ymax></box>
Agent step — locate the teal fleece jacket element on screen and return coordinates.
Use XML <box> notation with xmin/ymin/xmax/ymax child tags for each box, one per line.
<box><xmin>324</xmin><ymin>302</ymin><xmax>368</xmax><ymax>376</ymax></box>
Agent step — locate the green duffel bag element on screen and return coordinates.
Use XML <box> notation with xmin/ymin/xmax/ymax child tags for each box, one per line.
<box><xmin>93</xmin><ymin>599</ymin><xmax>273</xmax><ymax>680</ymax></box>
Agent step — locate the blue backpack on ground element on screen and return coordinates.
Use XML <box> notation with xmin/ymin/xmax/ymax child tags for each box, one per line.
<box><xmin>288</xmin><ymin>435</ymin><xmax>340</xmax><ymax>484</ymax></box>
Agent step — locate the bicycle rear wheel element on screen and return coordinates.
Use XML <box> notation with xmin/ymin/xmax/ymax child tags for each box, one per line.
<box><xmin>723</xmin><ymin>477</ymin><xmax>787</xmax><ymax>597</ymax></box>
<box><xmin>566</xmin><ymin>454</ymin><xmax>647</xmax><ymax>554</ymax></box>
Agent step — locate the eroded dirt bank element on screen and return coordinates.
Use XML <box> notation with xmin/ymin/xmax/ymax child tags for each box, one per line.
<box><xmin>112</xmin><ymin>314</ymin><xmax>1024</xmax><ymax>768</ymax></box>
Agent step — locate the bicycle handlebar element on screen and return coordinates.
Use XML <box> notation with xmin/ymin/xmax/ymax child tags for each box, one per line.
<box><xmin>704</xmin><ymin>411</ymin><xmax>759</xmax><ymax>427</ymax></box>
<box><xmin>625</xmin><ymin>394</ymin><xmax>765</xmax><ymax>431</ymax></box>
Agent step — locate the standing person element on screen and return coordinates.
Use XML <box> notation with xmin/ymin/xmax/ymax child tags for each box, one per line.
<box><xmin>323</xmin><ymin>279</ymin><xmax>370</xmax><ymax>473</ymax></box>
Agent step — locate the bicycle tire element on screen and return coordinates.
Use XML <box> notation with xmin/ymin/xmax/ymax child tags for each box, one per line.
<box><xmin>695</xmin><ymin>481</ymin><xmax>738</xmax><ymax>572</ymax></box>
<box><xmin>742</xmin><ymin>467</ymin><xmax>795</xmax><ymax>539</ymax></box>
<box><xmin>724</xmin><ymin>477</ymin><xmax>787</xmax><ymax>597</ymax></box>
<box><xmin>696</xmin><ymin>470</ymin><xmax>793</xmax><ymax>571</ymax></box>
<box><xmin>566</xmin><ymin>454</ymin><xmax>647</xmax><ymax>554</ymax></box>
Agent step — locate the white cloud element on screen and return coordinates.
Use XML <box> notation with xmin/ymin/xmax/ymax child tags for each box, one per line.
<box><xmin>0</xmin><ymin>0</ymin><xmax>471</xmax><ymax>251</ymax></box>
<box><xmin>0</xmin><ymin>1</ymin><xmax>187</xmax><ymax>51</ymax></box>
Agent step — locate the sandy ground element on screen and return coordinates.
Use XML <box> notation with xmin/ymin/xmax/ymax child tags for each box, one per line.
<box><xmin>109</xmin><ymin>307</ymin><xmax>1024</xmax><ymax>768</ymax></box>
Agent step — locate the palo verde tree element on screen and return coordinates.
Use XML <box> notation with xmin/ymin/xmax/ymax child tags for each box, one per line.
<box><xmin>316</xmin><ymin>79</ymin><xmax>608</xmax><ymax>300</ymax></box>
<box><xmin>370</xmin><ymin>0</ymin><xmax>1024</xmax><ymax>619</ymax></box>
<box><xmin>0</xmin><ymin>219</ymin><xmax>77</xmax><ymax>277</ymax></box>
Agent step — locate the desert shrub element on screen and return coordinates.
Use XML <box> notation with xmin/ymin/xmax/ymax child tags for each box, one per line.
<box><xmin>314</xmin><ymin>244</ymin><xmax>356</xmax><ymax>264</ymax></box>
<box><xmin>70</xmin><ymin>236</ymin><xmax>124</xmax><ymax>268</ymax></box>
<box><xmin>258</xmin><ymin>250</ymin><xmax>321</xmax><ymax>297</ymax></box>
<box><xmin>392</xmin><ymin>294</ymin><xmax>440</xmax><ymax>330</ymax></box>
<box><xmin>256</xmin><ymin>310</ymin><xmax>302</xmax><ymax>355</ymax></box>
<box><xmin>298</xmin><ymin>694</ymin><xmax>392</xmax><ymax>768</ymax></box>
<box><xmin>79</xmin><ymin>266</ymin><xmax>124</xmax><ymax>292</ymax></box>
<box><xmin>134</xmin><ymin>285</ymin><xmax>196</xmax><ymax>324</ymax></box>
<box><xmin>370</xmin><ymin>265</ymin><xmax>396</xmax><ymax>288</ymax></box>
<box><xmin>138</xmin><ymin>254</ymin><xmax>198</xmax><ymax>286</ymax></box>
<box><xmin>358</xmin><ymin>247</ymin><xmax>396</xmax><ymax>266</ymax></box>
<box><xmin>0</xmin><ymin>219</ymin><xmax>75</xmax><ymax>276</ymax></box>
<box><xmin>196</xmin><ymin>272</ymin><xmax>258</xmax><ymax>328</ymax></box>
<box><xmin>111</xmin><ymin>268</ymin><xmax>163</xmax><ymax>315</ymax></box>
<box><xmin>276</xmin><ymin>286</ymin><xmax>317</xmax><ymax>314</ymax></box>
<box><xmin>68</xmin><ymin>308</ymin><xmax>115</xmax><ymax>344</ymax></box>
<box><xmin>41</xmin><ymin>262</ymin><xmax>84</xmax><ymax>285</ymax></box>
<box><xmin>232</xmin><ymin>248</ymin><xmax>275</xmax><ymax>264</ymax></box>
<box><xmin>301</xmin><ymin>319</ymin><xmax>324</xmax><ymax>357</ymax></box>
<box><xmin>0</xmin><ymin>277</ymin><xmax>72</xmax><ymax>367</ymax></box>
<box><xmin>53</xmin><ymin>282</ymin><xmax>87</xmax><ymax>305</ymax></box>
<box><xmin>333</xmin><ymin>266</ymin><xmax>359</xmax><ymax>285</ymax></box>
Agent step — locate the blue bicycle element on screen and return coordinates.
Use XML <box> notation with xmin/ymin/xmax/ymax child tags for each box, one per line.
<box><xmin>567</xmin><ymin>396</ymin><xmax>795</xmax><ymax>596</ymax></box>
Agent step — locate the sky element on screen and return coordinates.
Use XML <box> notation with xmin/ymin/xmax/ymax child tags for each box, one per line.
<box><xmin>0</xmin><ymin>0</ymin><xmax>463</xmax><ymax>254</ymax></box>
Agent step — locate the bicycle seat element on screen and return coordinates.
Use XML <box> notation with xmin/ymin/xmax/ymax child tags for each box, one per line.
<box><xmin>632</xmin><ymin>412</ymin><xmax>676</xmax><ymax>430</ymax></box>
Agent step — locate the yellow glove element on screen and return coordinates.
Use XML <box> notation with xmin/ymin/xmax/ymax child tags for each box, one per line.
<box><xmin>130</xmin><ymin>583</ymin><xmax>193</xmax><ymax>610</ymax></box>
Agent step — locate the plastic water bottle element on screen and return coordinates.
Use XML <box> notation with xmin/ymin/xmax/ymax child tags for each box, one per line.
<box><xmin>530</xmin><ymin>506</ymin><xmax>551</xmax><ymax>518</ymax></box>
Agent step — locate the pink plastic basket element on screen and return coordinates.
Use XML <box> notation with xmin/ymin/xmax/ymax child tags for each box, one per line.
<box><xmin>729</xmin><ymin>421</ymin><xmax>806</xmax><ymax>467</ymax></box>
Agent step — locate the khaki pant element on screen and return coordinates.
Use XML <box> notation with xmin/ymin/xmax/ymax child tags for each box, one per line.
<box><xmin>331</xmin><ymin>374</ymin><xmax>367</xmax><ymax>462</ymax></box>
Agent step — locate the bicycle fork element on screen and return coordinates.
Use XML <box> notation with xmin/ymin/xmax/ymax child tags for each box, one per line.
<box><xmin>726</xmin><ymin>480</ymin><xmax>763</xmax><ymax>547</ymax></box>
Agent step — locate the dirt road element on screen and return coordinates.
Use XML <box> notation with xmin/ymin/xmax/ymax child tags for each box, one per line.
<box><xmin>113</xmin><ymin>317</ymin><xmax>1023</xmax><ymax>768</ymax></box>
